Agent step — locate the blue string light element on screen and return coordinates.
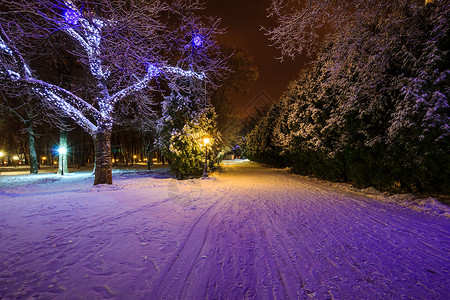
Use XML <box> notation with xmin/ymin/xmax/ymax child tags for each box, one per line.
<box><xmin>147</xmin><ymin>64</ymin><xmax>160</xmax><ymax>78</ymax></box>
<box><xmin>64</xmin><ymin>9</ymin><xmax>81</xmax><ymax>25</ymax></box>
<box><xmin>193</xmin><ymin>35</ymin><xmax>203</xmax><ymax>47</ymax></box>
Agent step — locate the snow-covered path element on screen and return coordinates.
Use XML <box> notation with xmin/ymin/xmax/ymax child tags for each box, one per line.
<box><xmin>0</xmin><ymin>161</ymin><xmax>449</xmax><ymax>299</ymax></box>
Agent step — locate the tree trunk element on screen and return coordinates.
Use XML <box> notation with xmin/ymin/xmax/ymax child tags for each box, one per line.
<box><xmin>28</xmin><ymin>128</ymin><xmax>38</xmax><ymax>174</ymax></box>
<box><xmin>94</xmin><ymin>131</ymin><xmax>113</xmax><ymax>185</ymax></box>
<box><xmin>58</xmin><ymin>130</ymin><xmax>69</xmax><ymax>175</ymax></box>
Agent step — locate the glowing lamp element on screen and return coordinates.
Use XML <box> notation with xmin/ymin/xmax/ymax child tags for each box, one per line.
<box><xmin>203</xmin><ymin>137</ymin><xmax>211</xmax><ymax>145</ymax></box>
<box><xmin>13</xmin><ymin>156</ymin><xmax>19</xmax><ymax>160</ymax></box>
<box><xmin>58</xmin><ymin>147</ymin><xmax>67</xmax><ymax>155</ymax></box>
<box><xmin>0</xmin><ymin>151</ymin><xmax>4</xmax><ymax>157</ymax></box>
<box><xmin>193</xmin><ymin>35</ymin><xmax>203</xmax><ymax>47</ymax></box>
<box><xmin>64</xmin><ymin>9</ymin><xmax>81</xmax><ymax>25</ymax></box>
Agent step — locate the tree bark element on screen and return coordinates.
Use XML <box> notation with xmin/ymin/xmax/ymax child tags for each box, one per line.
<box><xmin>93</xmin><ymin>131</ymin><xmax>113</xmax><ymax>185</ymax></box>
<box><xmin>28</xmin><ymin>128</ymin><xmax>38</xmax><ymax>174</ymax></box>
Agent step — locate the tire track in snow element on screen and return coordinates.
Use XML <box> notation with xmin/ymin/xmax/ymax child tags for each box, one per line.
<box><xmin>209</xmin><ymin>162</ymin><xmax>450</xmax><ymax>299</ymax></box>
<box><xmin>150</xmin><ymin>191</ymin><xmax>229</xmax><ymax>299</ymax></box>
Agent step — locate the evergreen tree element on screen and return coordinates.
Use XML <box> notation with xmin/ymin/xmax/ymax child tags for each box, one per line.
<box><xmin>157</xmin><ymin>87</ymin><xmax>220</xmax><ymax>179</ymax></box>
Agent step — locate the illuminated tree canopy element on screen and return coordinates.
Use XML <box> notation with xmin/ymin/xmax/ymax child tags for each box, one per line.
<box><xmin>0</xmin><ymin>0</ymin><xmax>226</xmax><ymax>184</ymax></box>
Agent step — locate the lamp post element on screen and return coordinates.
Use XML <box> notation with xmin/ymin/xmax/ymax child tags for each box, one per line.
<box><xmin>58</xmin><ymin>147</ymin><xmax>67</xmax><ymax>175</ymax></box>
<box><xmin>0</xmin><ymin>151</ymin><xmax>3</xmax><ymax>172</ymax></box>
<box><xmin>202</xmin><ymin>137</ymin><xmax>211</xmax><ymax>178</ymax></box>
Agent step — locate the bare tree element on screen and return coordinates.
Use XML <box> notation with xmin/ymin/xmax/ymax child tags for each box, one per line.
<box><xmin>264</xmin><ymin>0</ymin><xmax>424</xmax><ymax>60</ymax></box>
<box><xmin>0</xmin><ymin>0</ymin><xmax>225</xmax><ymax>184</ymax></box>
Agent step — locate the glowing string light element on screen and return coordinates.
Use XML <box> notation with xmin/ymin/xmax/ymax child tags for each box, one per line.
<box><xmin>64</xmin><ymin>9</ymin><xmax>81</xmax><ymax>25</ymax></box>
<box><xmin>193</xmin><ymin>35</ymin><xmax>203</xmax><ymax>47</ymax></box>
<box><xmin>163</xmin><ymin>66</ymin><xmax>206</xmax><ymax>80</ymax></box>
<box><xmin>148</xmin><ymin>64</ymin><xmax>160</xmax><ymax>77</ymax></box>
<box><xmin>1</xmin><ymin>0</ymin><xmax>208</xmax><ymax>139</ymax></box>
<box><xmin>8</xmin><ymin>70</ymin><xmax>20</xmax><ymax>79</ymax></box>
<box><xmin>0</xmin><ymin>41</ymin><xmax>13</xmax><ymax>55</ymax></box>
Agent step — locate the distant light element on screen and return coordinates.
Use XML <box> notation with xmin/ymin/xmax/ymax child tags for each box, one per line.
<box><xmin>42</xmin><ymin>156</ymin><xmax>47</xmax><ymax>160</ymax></box>
<box><xmin>0</xmin><ymin>151</ymin><xmax>4</xmax><ymax>157</ymax></box>
<box><xmin>54</xmin><ymin>161</ymin><xmax>57</xmax><ymax>165</ymax></box>
<box><xmin>193</xmin><ymin>35</ymin><xmax>203</xmax><ymax>47</ymax></box>
<box><xmin>13</xmin><ymin>156</ymin><xmax>19</xmax><ymax>160</ymax></box>
<box><xmin>133</xmin><ymin>155</ymin><xmax>137</xmax><ymax>159</ymax></box>
<box><xmin>147</xmin><ymin>64</ymin><xmax>160</xmax><ymax>77</ymax></box>
<box><xmin>203</xmin><ymin>137</ymin><xmax>211</xmax><ymax>145</ymax></box>
<box><xmin>64</xmin><ymin>9</ymin><xmax>81</xmax><ymax>25</ymax></box>
<box><xmin>58</xmin><ymin>147</ymin><xmax>67</xmax><ymax>155</ymax></box>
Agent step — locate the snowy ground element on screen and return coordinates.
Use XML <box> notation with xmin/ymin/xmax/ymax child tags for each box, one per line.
<box><xmin>0</xmin><ymin>160</ymin><xmax>449</xmax><ymax>299</ymax></box>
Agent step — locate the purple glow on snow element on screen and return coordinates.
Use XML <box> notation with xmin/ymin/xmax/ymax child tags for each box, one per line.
<box><xmin>64</xmin><ymin>9</ymin><xmax>81</xmax><ymax>25</ymax></box>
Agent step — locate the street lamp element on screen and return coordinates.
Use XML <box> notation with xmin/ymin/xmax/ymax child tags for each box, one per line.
<box><xmin>202</xmin><ymin>137</ymin><xmax>211</xmax><ymax>178</ymax></box>
<box><xmin>58</xmin><ymin>147</ymin><xmax>67</xmax><ymax>175</ymax></box>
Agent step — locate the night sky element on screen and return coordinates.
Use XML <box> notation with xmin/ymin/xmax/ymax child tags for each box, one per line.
<box><xmin>205</xmin><ymin>0</ymin><xmax>308</xmax><ymax>116</ymax></box>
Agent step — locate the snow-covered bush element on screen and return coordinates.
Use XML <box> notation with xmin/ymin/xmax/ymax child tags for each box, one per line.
<box><xmin>158</xmin><ymin>88</ymin><xmax>220</xmax><ymax>179</ymax></box>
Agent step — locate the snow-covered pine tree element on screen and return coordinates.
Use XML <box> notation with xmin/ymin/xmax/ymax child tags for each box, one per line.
<box><xmin>257</xmin><ymin>0</ymin><xmax>449</xmax><ymax>192</ymax></box>
<box><xmin>157</xmin><ymin>85</ymin><xmax>220</xmax><ymax>179</ymax></box>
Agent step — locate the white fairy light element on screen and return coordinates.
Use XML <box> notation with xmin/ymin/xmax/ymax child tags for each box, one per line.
<box><xmin>64</xmin><ymin>9</ymin><xmax>81</xmax><ymax>25</ymax></box>
<box><xmin>8</xmin><ymin>70</ymin><xmax>20</xmax><ymax>80</ymax></box>
<box><xmin>0</xmin><ymin>41</ymin><xmax>13</xmax><ymax>55</ymax></box>
<box><xmin>163</xmin><ymin>66</ymin><xmax>206</xmax><ymax>80</ymax></box>
<box><xmin>148</xmin><ymin>64</ymin><xmax>160</xmax><ymax>77</ymax></box>
<box><xmin>1</xmin><ymin>0</ymin><xmax>208</xmax><ymax>140</ymax></box>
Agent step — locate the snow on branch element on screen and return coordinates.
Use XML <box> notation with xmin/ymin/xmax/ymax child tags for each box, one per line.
<box><xmin>264</xmin><ymin>0</ymin><xmax>408</xmax><ymax>60</ymax></box>
<box><xmin>1</xmin><ymin>0</ymin><xmax>225</xmax><ymax>141</ymax></box>
<box><xmin>0</xmin><ymin>25</ymin><xmax>98</xmax><ymax>134</ymax></box>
